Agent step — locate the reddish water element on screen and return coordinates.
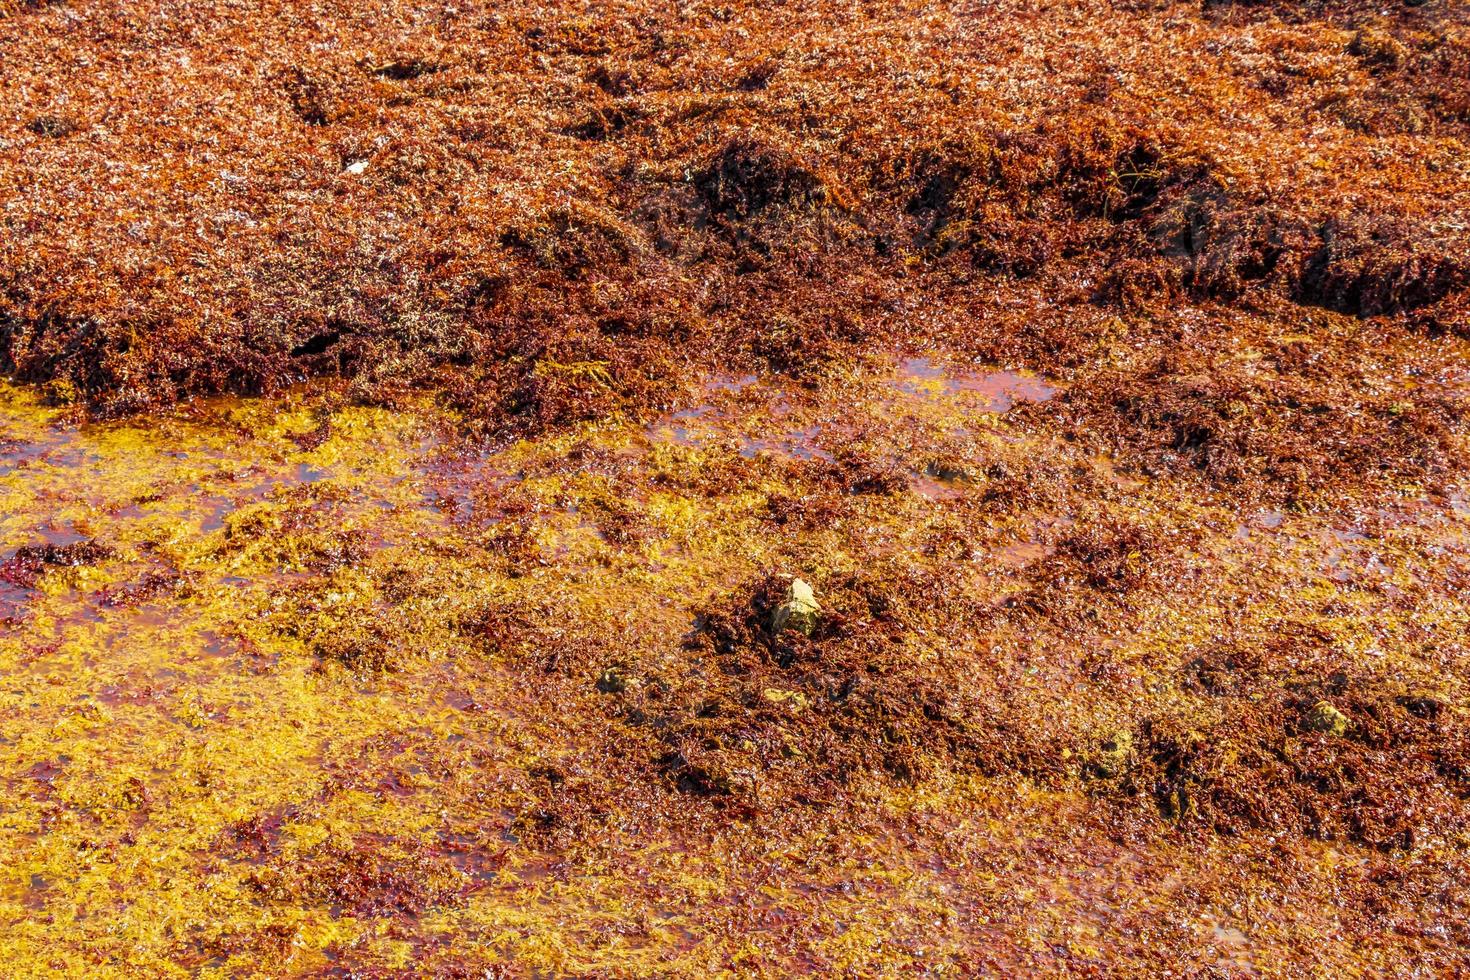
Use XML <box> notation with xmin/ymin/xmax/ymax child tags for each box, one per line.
<box><xmin>892</xmin><ymin>357</ymin><xmax>1058</xmax><ymax>411</ymax></box>
<box><xmin>646</xmin><ymin>358</ymin><xmax>1059</xmax><ymax>475</ymax></box>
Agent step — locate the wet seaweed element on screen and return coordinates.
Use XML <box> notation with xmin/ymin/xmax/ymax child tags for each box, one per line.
<box><xmin>2</xmin><ymin>0</ymin><xmax>1470</xmax><ymax>974</ymax></box>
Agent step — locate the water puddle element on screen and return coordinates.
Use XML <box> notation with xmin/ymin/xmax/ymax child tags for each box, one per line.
<box><xmin>421</xmin><ymin>451</ymin><xmax>520</xmax><ymax>523</ymax></box>
<box><xmin>0</xmin><ymin>418</ymin><xmax>98</xmax><ymax>479</ymax></box>
<box><xmin>704</xmin><ymin>374</ymin><xmax>759</xmax><ymax>394</ymax></box>
<box><xmin>1233</xmin><ymin>510</ymin><xmax>1287</xmax><ymax>541</ymax></box>
<box><xmin>911</xmin><ymin>474</ymin><xmax>968</xmax><ymax>501</ymax></box>
<box><xmin>892</xmin><ymin>357</ymin><xmax>1057</xmax><ymax>411</ymax></box>
<box><xmin>999</xmin><ymin>540</ymin><xmax>1052</xmax><ymax>566</ymax></box>
<box><xmin>737</xmin><ymin>425</ymin><xmax>835</xmax><ymax>463</ymax></box>
<box><xmin>0</xmin><ymin>580</ymin><xmax>28</xmax><ymax>623</ymax></box>
<box><xmin>646</xmin><ymin>376</ymin><xmax>834</xmax><ymax>463</ymax></box>
<box><xmin>644</xmin><ymin>357</ymin><xmax>1058</xmax><ymax>476</ymax></box>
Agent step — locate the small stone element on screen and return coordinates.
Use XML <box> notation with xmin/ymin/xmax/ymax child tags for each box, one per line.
<box><xmin>1304</xmin><ymin>700</ymin><xmax>1350</xmax><ymax>736</ymax></box>
<box><xmin>770</xmin><ymin>577</ymin><xmax>820</xmax><ymax>636</ymax></box>
<box><xmin>1094</xmin><ymin>730</ymin><xmax>1133</xmax><ymax>778</ymax></box>
<box><xmin>344</xmin><ymin>159</ymin><xmax>370</xmax><ymax>175</ymax></box>
<box><xmin>595</xmin><ymin>667</ymin><xmax>629</xmax><ymax>694</ymax></box>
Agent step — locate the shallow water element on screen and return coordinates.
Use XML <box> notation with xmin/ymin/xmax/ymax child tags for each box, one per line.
<box><xmin>646</xmin><ymin>355</ymin><xmax>1059</xmax><ymax>479</ymax></box>
<box><xmin>892</xmin><ymin>356</ymin><xmax>1058</xmax><ymax>411</ymax></box>
<box><xmin>2</xmin><ymin>372</ymin><xmax>1468</xmax><ymax>976</ymax></box>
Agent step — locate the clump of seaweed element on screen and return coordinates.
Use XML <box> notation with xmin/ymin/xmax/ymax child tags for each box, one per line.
<box><xmin>1118</xmin><ymin>671</ymin><xmax>1470</xmax><ymax>851</ymax></box>
<box><xmin>696</xmin><ymin>132</ymin><xmax>851</xmax><ymax>226</ymax></box>
<box><xmin>0</xmin><ymin>540</ymin><xmax>113</xmax><ymax>589</ymax></box>
<box><xmin>621</xmin><ymin>568</ymin><xmax>1068</xmax><ymax>808</ymax></box>
<box><xmin>1057</xmin><ymin>344</ymin><xmax>1466</xmax><ymax>503</ymax></box>
<box><xmin>250</xmin><ymin>835</ymin><xmax>466</xmax><ymax>918</ymax></box>
<box><xmin>216</xmin><ymin>484</ymin><xmax>366</xmax><ymax>573</ymax></box>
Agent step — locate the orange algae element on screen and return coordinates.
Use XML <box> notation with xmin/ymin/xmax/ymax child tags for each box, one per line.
<box><xmin>0</xmin><ymin>0</ymin><xmax>1466</xmax><ymax>427</ymax></box>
